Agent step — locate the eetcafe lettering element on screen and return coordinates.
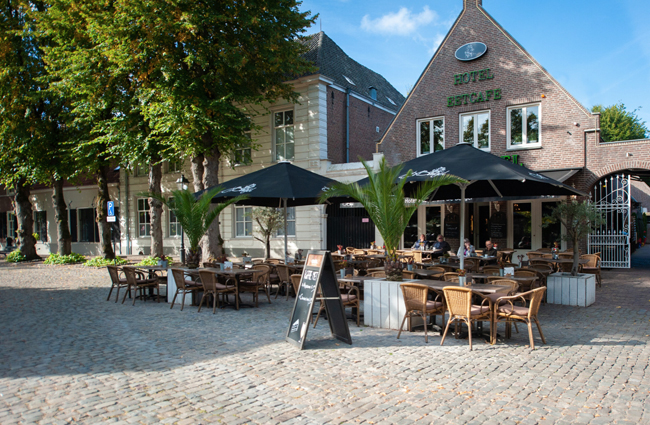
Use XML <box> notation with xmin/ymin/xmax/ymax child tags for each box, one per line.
<box><xmin>454</xmin><ymin>68</ymin><xmax>494</xmax><ymax>85</ymax></box>
<box><xmin>447</xmin><ymin>89</ymin><xmax>501</xmax><ymax>107</ymax></box>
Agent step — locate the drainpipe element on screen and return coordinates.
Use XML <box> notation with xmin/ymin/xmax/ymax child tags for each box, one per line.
<box><xmin>346</xmin><ymin>88</ymin><xmax>351</xmax><ymax>163</ymax></box>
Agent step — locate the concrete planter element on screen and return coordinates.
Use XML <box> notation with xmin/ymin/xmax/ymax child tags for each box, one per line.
<box><xmin>364</xmin><ymin>278</ymin><xmax>419</xmax><ymax>330</ymax></box>
<box><xmin>547</xmin><ymin>273</ymin><xmax>596</xmax><ymax>307</ymax></box>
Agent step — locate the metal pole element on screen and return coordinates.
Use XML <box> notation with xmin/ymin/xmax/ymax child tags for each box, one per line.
<box><xmin>180</xmin><ymin>227</ymin><xmax>185</xmax><ymax>265</ymax></box>
<box><xmin>459</xmin><ymin>185</ymin><xmax>466</xmax><ymax>271</ymax></box>
<box><xmin>284</xmin><ymin>198</ymin><xmax>288</xmax><ymax>263</ymax></box>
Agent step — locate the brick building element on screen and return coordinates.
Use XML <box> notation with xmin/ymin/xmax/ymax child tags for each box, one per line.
<box><xmin>378</xmin><ymin>0</ymin><xmax>650</xmax><ymax>267</ymax></box>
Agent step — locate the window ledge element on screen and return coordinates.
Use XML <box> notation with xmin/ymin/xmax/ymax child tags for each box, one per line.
<box><xmin>506</xmin><ymin>145</ymin><xmax>543</xmax><ymax>152</ymax></box>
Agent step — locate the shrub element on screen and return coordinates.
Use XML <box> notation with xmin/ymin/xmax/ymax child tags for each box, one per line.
<box><xmin>6</xmin><ymin>251</ymin><xmax>27</xmax><ymax>263</ymax></box>
<box><xmin>84</xmin><ymin>256</ymin><xmax>128</xmax><ymax>267</ymax></box>
<box><xmin>44</xmin><ymin>253</ymin><xmax>87</xmax><ymax>265</ymax></box>
<box><xmin>135</xmin><ymin>256</ymin><xmax>160</xmax><ymax>266</ymax></box>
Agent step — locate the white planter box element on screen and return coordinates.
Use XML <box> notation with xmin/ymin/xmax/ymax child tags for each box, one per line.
<box><xmin>547</xmin><ymin>273</ymin><xmax>596</xmax><ymax>307</ymax></box>
<box><xmin>364</xmin><ymin>278</ymin><xmax>419</xmax><ymax>330</ymax></box>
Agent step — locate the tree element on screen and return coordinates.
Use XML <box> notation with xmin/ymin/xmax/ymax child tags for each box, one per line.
<box><xmin>544</xmin><ymin>199</ymin><xmax>604</xmax><ymax>276</ymax></box>
<box><xmin>249</xmin><ymin>208</ymin><xmax>285</xmax><ymax>260</ymax></box>
<box><xmin>93</xmin><ymin>0</ymin><xmax>317</xmax><ymax>263</ymax></box>
<box><xmin>320</xmin><ymin>158</ymin><xmax>463</xmax><ymax>280</ymax></box>
<box><xmin>592</xmin><ymin>103</ymin><xmax>648</xmax><ymax>142</ymax></box>
<box><xmin>149</xmin><ymin>188</ymin><xmax>245</xmax><ymax>268</ymax></box>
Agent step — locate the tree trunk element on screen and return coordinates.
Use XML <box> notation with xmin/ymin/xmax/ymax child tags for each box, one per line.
<box><xmin>51</xmin><ymin>178</ymin><xmax>72</xmax><ymax>255</ymax></box>
<box><xmin>572</xmin><ymin>235</ymin><xmax>580</xmax><ymax>276</ymax></box>
<box><xmin>190</xmin><ymin>154</ymin><xmax>205</xmax><ymax>192</ymax></box>
<box><xmin>266</xmin><ymin>237</ymin><xmax>271</xmax><ymax>260</ymax></box>
<box><xmin>96</xmin><ymin>165</ymin><xmax>115</xmax><ymax>259</ymax></box>
<box><xmin>15</xmin><ymin>178</ymin><xmax>39</xmax><ymax>260</ymax></box>
<box><xmin>149</xmin><ymin>160</ymin><xmax>163</xmax><ymax>258</ymax></box>
<box><xmin>201</xmin><ymin>138</ymin><xmax>225</xmax><ymax>262</ymax></box>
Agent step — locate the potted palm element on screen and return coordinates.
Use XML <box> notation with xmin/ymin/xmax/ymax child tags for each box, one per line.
<box><xmin>320</xmin><ymin>157</ymin><xmax>462</xmax><ymax>281</ymax></box>
<box><xmin>149</xmin><ymin>187</ymin><xmax>245</xmax><ymax>268</ymax></box>
<box><xmin>544</xmin><ymin>199</ymin><xmax>603</xmax><ymax>306</ymax></box>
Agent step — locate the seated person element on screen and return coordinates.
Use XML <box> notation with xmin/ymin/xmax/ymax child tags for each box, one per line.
<box><xmin>411</xmin><ymin>234</ymin><xmax>428</xmax><ymax>250</ymax></box>
<box><xmin>431</xmin><ymin>234</ymin><xmax>451</xmax><ymax>257</ymax></box>
<box><xmin>483</xmin><ymin>240</ymin><xmax>498</xmax><ymax>264</ymax></box>
<box><xmin>457</xmin><ymin>238</ymin><xmax>476</xmax><ymax>258</ymax></box>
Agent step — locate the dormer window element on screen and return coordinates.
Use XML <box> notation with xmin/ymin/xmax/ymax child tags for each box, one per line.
<box><xmin>343</xmin><ymin>75</ymin><xmax>356</xmax><ymax>85</ymax></box>
<box><xmin>368</xmin><ymin>86</ymin><xmax>377</xmax><ymax>100</ymax></box>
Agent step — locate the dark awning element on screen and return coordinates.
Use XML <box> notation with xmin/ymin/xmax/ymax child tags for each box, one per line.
<box><xmin>539</xmin><ymin>168</ymin><xmax>581</xmax><ymax>183</ymax></box>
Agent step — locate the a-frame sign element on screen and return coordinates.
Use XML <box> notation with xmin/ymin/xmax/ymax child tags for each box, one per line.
<box><xmin>285</xmin><ymin>250</ymin><xmax>352</xmax><ymax>349</ymax></box>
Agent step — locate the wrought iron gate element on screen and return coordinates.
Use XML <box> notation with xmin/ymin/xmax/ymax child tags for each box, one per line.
<box><xmin>588</xmin><ymin>174</ymin><xmax>631</xmax><ymax>268</ymax></box>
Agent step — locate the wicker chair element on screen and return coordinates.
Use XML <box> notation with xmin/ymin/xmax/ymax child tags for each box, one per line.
<box><xmin>274</xmin><ymin>264</ymin><xmax>293</xmax><ymax>300</ymax></box>
<box><xmin>106</xmin><ymin>265</ymin><xmax>129</xmax><ymax>303</ymax></box>
<box><xmin>463</xmin><ymin>258</ymin><xmax>479</xmax><ymax>273</ymax></box>
<box><xmin>369</xmin><ymin>270</ymin><xmax>386</xmax><ymax>278</ymax></box>
<box><xmin>513</xmin><ymin>269</ymin><xmax>539</xmax><ymax>293</ymax></box>
<box><xmin>202</xmin><ymin>262</ymin><xmax>219</xmax><ymax>268</ymax></box>
<box><xmin>538</xmin><ymin>248</ymin><xmax>552</xmax><ymax>253</ymax></box>
<box><xmin>529</xmin><ymin>259</ymin><xmax>552</xmax><ymax>267</ymax></box>
<box><xmin>410</xmin><ymin>250</ymin><xmax>424</xmax><ymax>263</ymax></box>
<box><xmin>557</xmin><ymin>261</ymin><xmax>574</xmax><ymax>273</ymax></box>
<box><xmin>313</xmin><ymin>281</ymin><xmax>360</xmax><ymax>327</ymax></box>
<box><xmin>483</xmin><ymin>278</ymin><xmax>518</xmax><ymax>305</ymax></box>
<box><xmin>580</xmin><ymin>254</ymin><xmax>602</xmax><ymax>287</ymax></box>
<box><xmin>290</xmin><ymin>274</ymin><xmax>301</xmax><ymax>295</ymax></box>
<box><xmin>440</xmin><ymin>286</ymin><xmax>493</xmax><ymax>350</ymax></box>
<box><xmin>481</xmin><ymin>265</ymin><xmax>501</xmax><ymax>275</ymax></box>
<box><xmin>239</xmin><ymin>265</ymin><xmax>272</xmax><ymax>307</ymax></box>
<box><xmin>170</xmin><ymin>268</ymin><xmax>202</xmax><ymax>310</ymax></box>
<box><xmin>499</xmin><ymin>249</ymin><xmax>515</xmax><ymax>262</ymax></box>
<box><xmin>494</xmin><ymin>287</ymin><xmax>546</xmax><ymax>349</ymax></box>
<box><xmin>527</xmin><ymin>251</ymin><xmax>544</xmax><ymax>260</ymax></box>
<box><xmin>443</xmin><ymin>272</ymin><xmax>459</xmax><ymax>283</ymax></box>
<box><xmin>397</xmin><ymin>283</ymin><xmax>446</xmax><ymax>343</ymax></box>
<box><xmin>197</xmin><ymin>270</ymin><xmax>225</xmax><ymax>313</ymax></box>
<box><xmin>402</xmin><ymin>270</ymin><xmax>416</xmax><ymax>280</ymax></box>
<box><xmin>557</xmin><ymin>252</ymin><xmax>574</xmax><ymax>260</ymax></box>
<box><xmin>122</xmin><ymin>266</ymin><xmax>160</xmax><ymax>306</ymax></box>
<box><xmin>352</xmin><ymin>249</ymin><xmax>366</xmax><ymax>256</ymax></box>
<box><xmin>345</xmin><ymin>247</ymin><xmax>355</xmax><ymax>254</ymax></box>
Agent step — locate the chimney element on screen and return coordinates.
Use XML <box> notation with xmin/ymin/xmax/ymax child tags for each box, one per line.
<box><xmin>464</xmin><ymin>0</ymin><xmax>482</xmax><ymax>9</ymax></box>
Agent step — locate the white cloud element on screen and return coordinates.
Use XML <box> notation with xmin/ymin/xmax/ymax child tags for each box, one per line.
<box><xmin>361</xmin><ymin>6</ymin><xmax>437</xmax><ymax>36</ymax></box>
<box><xmin>429</xmin><ymin>33</ymin><xmax>445</xmax><ymax>55</ymax></box>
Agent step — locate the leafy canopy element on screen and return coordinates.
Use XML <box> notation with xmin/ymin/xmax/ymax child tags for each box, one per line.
<box><xmin>320</xmin><ymin>157</ymin><xmax>464</xmax><ymax>259</ymax></box>
<box><xmin>592</xmin><ymin>103</ymin><xmax>648</xmax><ymax>142</ymax></box>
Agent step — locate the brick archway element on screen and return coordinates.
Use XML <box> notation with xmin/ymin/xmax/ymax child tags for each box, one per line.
<box><xmin>586</xmin><ymin>160</ymin><xmax>650</xmax><ymax>190</ymax></box>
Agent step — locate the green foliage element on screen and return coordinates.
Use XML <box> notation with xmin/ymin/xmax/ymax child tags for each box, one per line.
<box><xmin>544</xmin><ymin>199</ymin><xmax>604</xmax><ymax>275</ymax></box>
<box><xmin>135</xmin><ymin>256</ymin><xmax>161</xmax><ymax>266</ymax></box>
<box><xmin>44</xmin><ymin>253</ymin><xmax>87</xmax><ymax>265</ymax></box>
<box><xmin>6</xmin><ymin>251</ymin><xmax>27</xmax><ymax>263</ymax></box>
<box><xmin>84</xmin><ymin>257</ymin><xmax>128</xmax><ymax>267</ymax></box>
<box><xmin>592</xmin><ymin>103</ymin><xmax>648</xmax><ymax>142</ymax></box>
<box><xmin>148</xmin><ymin>188</ymin><xmax>245</xmax><ymax>252</ymax></box>
<box><xmin>320</xmin><ymin>157</ymin><xmax>463</xmax><ymax>279</ymax></box>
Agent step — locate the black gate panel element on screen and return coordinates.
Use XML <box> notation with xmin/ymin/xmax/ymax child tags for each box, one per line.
<box><xmin>326</xmin><ymin>204</ymin><xmax>375</xmax><ymax>251</ymax></box>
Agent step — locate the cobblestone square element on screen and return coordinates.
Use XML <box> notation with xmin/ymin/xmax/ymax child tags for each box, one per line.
<box><xmin>1</xmin><ymin>253</ymin><xmax>649</xmax><ymax>424</ymax></box>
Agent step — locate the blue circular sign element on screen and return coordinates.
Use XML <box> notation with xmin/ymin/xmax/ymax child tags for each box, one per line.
<box><xmin>455</xmin><ymin>42</ymin><xmax>488</xmax><ymax>61</ymax></box>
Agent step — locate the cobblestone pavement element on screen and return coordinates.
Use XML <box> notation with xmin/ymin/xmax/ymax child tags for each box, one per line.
<box><xmin>1</xmin><ymin>252</ymin><xmax>649</xmax><ymax>425</ymax></box>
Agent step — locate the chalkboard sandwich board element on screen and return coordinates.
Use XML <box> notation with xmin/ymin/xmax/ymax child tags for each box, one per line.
<box><xmin>444</xmin><ymin>213</ymin><xmax>460</xmax><ymax>239</ymax></box>
<box><xmin>286</xmin><ymin>250</ymin><xmax>352</xmax><ymax>350</ymax></box>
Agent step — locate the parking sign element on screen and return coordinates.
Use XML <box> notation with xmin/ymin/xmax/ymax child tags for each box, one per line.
<box><xmin>107</xmin><ymin>201</ymin><xmax>114</xmax><ymax>217</ymax></box>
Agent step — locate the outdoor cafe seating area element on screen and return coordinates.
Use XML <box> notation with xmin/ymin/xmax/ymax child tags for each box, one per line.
<box><xmin>104</xmin><ymin>246</ymin><xmax>602</xmax><ymax>351</ymax></box>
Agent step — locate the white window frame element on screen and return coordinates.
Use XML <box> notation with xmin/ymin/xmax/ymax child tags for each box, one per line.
<box><xmin>137</xmin><ymin>198</ymin><xmax>151</xmax><ymax>237</ymax></box>
<box><xmin>33</xmin><ymin>211</ymin><xmax>47</xmax><ymax>242</ymax></box>
<box><xmin>233</xmin><ymin>133</ymin><xmax>253</xmax><ymax>166</ymax></box>
<box><xmin>7</xmin><ymin>211</ymin><xmax>16</xmax><ymax>239</ymax></box>
<box><xmin>234</xmin><ymin>206</ymin><xmax>252</xmax><ymax>238</ymax></box>
<box><xmin>273</xmin><ymin>109</ymin><xmax>295</xmax><ymax>162</ymax></box>
<box><xmin>507</xmin><ymin>103</ymin><xmax>542</xmax><ymax>150</ymax></box>
<box><xmin>416</xmin><ymin>117</ymin><xmax>445</xmax><ymax>156</ymax></box>
<box><xmin>459</xmin><ymin>110</ymin><xmax>491</xmax><ymax>151</ymax></box>
<box><xmin>168</xmin><ymin>197</ymin><xmax>182</xmax><ymax>238</ymax></box>
<box><xmin>274</xmin><ymin>207</ymin><xmax>296</xmax><ymax>237</ymax></box>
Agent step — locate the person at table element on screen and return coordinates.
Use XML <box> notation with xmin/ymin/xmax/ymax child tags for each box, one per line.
<box><xmin>457</xmin><ymin>238</ymin><xmax>476</xmax><ymax>258</ymax></box>
<box><xmin>483</xmin><ymin>240</ymin><xmax>498</xmax><ymax>264</ymax></box>
<box><xmin>411</xmin><ymin>234</ymin><xmax>428</xmax><ymax>250</ymax></box>
<box><xmin>431</xmin><ymin>234</ymin><xmax>451</xmax><ymax>257</ymax></box>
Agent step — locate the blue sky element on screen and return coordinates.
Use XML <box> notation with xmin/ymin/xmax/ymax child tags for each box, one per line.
<box><xmin>299</xmin><ymin>0</ymin><xmax>650</xmax><ymax>127</ymax></box>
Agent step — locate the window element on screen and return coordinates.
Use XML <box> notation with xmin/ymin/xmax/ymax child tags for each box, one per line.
<box><xmin>138</xmin><ymin>198</ymin><xmax>151</xmax><ymax>237</ymax></box>
<box><xmin>508</xmin><ymin>104</ymin><xmax>540</xmax><ymax>149</ymax></box>
<box><xmin>167</xmin><ymin>159</ymin><xmax>183</xmax><ymax>173</ymax></box>
<box><xmin>417</xmin><ymin>117</ymin><xmax>444</xmax><ymax>156</ymax></box>
<box><xmin>233</xmin><ymin>133</ymin><xmax>252</xmax><ymax>165</ymax></box>
<box><xmin>274</xmin><ymin>110</ymin><xmax>295</xmax><ymax>161</ymax></box>
<box><xmin>7</xmin><ymin>212</ymin><xmax>17</xmax><ymax>239</ymax></box>
<box><xmin>168</xmin><ymin>197</ymin><xmax>182</xmax><ymax>237</ymax></box>
<box><xmin>275</xmin><ymin>207</ymin><xmax>296</xmax><ymax>237</ymax></box>
<box><xmin>460</xmin><ymin>111</ymin><xmax>490</xmax><ymax>150</ymax></box>
<box><xmin>78</xmin><ymin>208</ymin><xmax>99</xmax><ymax>242</ymax></box>
<box><xmin>513</xmin><ymin>202</ymin><xmax>532</xmax><ymax>250</ymax></box>
<box><xmin>136</xmin><ymin>163</ymin><xmax>147</xmax><ymax>177</ymax></box>
<box><xmin>33</xmin><ymin>211</ymin><xmax>47</xmax><ymax>242</ymax></box>
<box><xmin>235</xmin><ymin>206</ymin><xmax>252</xmax><ymax>237</ymax></box>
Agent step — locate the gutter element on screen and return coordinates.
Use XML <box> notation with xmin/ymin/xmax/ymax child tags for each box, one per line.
<box><xmin>346</xmin><ymin>88</ymin><xmax>350</xmax><ymax>163</ymax></box>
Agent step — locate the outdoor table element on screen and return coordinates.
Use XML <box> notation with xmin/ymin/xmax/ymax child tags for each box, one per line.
<box><xmin>417</xmin><ymin>280</ymin><xmax>511</xmax><ymax>294</ymax></box>
<box><xmin>134</xmin><ymin>265</ymin><xmax>168</xmax><ymax>301</ymax></box>
<box><xmin>466</xmin><ymin>272</ymin><xmax>538</xmax><ymax>282</ymax></box>
<box><xmin>411</xmin><ymin>269</ymin><xmax>444</xmax><ymax>279</ymax></box>
<box><xmin>415</xmin><ymin>263</ymin><xmax>456</xmax><ymax>273</ymax></box>
<box><xmin>188</xmin><ymin>267</ymin><xmax>255</xmax><ymax>309</ymax></box>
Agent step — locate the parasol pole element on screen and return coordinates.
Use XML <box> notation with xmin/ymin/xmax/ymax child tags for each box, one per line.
<box><xmin>459</xmin><ymin>184</ymin><xmax>466</xmax><ymax>271</ymax></box>
<box><xmin>284</xmin><ymin>198</ymin><xmax>288</xmax><ymax>263</ymax></box>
